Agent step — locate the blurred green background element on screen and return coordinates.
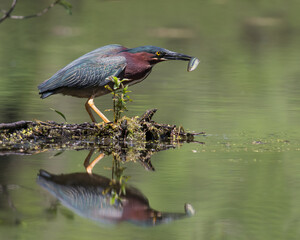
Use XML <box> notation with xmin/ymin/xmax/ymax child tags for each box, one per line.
<box><xmin>0</xmin><ymin>0</ymin><xmax>300</xmax><ymax>239</ymax></box>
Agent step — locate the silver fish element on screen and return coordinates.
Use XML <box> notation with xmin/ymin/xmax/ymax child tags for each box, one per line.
<box><xmin>187</xmin><ymin>57</ymin><xmax>200</xmax><ymax>72</ymax></box>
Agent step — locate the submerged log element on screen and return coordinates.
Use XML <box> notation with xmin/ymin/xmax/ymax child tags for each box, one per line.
<box><xmin>0</xmin><ymin>109</ymin><xmax>204</xmax><ymax>154</ymax></box>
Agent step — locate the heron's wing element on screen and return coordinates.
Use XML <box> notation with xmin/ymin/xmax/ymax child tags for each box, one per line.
<box><xmin>79</xmin><ymin>44</ymin><xmax>126</xmax><ymax>59</ymax></box>
<box><xmin>55</xmin><ymin>44</ymin><xmax>126</xmax><ymax>70</ymax></box>
<box><xmin>38</xmin><ymin>55</ymin><xmax>127</xmax><ymax>92</ymax></box>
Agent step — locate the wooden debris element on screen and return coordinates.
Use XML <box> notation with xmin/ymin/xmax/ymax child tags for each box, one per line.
<box><xmin>0</xmin><ymin>109</ymin><xmax>204</xmax><ymax>154</ymax></box>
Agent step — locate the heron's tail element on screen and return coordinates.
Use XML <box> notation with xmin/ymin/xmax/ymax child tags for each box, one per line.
<box><xmin>38</xmin><ymin>80</ymin><xmax>55</xmax><ymax>99</ymax></box>
<box><xmin>38</xmin><ymin>169</ymin><xmax>53</xmax><ymax>179</ymax></box>
<box><xmin>39</xmin><ymin>91</ymin><xmax>54</xmax><ymax>99</ymax></box>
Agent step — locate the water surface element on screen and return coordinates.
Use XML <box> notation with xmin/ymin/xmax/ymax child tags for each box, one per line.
<box><xmin>1</xmin><ymin>0</ymin><xmax>300</xmax><ymax>239</ymax></box>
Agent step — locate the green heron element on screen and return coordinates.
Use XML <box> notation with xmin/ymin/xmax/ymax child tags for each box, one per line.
<box><xmin>38</xmin><ymin>44</ymin><xmax>199</xmax><ymax>123</ymax></box>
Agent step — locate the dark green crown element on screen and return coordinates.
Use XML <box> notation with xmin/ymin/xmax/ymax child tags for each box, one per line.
<box><xmin>124</xmin><ymin>46</ymin><xmax>169</xmax><ymax>54</ymax></box>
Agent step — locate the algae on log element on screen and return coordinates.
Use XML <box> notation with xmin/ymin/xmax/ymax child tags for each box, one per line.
<box><xmin>0</xmin><ymin>109</ymin><xmax>204</xmax><ymax>154</ymax></box>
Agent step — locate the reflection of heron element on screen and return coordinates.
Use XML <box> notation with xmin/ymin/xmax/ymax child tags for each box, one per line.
<box><xmin>37</xmin><ymin>170</ymin><xmax>195</xmax><ymax>226</ymax></box>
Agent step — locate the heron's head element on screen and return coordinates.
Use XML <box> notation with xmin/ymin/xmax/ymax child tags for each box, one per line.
<box><xmin>123</xmin><ymin>46</ymin><xmax>192</xmax><ymax>64</ymax></box>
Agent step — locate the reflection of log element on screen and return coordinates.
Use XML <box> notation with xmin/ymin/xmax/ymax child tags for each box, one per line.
<box><xmin>0</xmin><ymin>109</ymin><xmax>204</xmax><ymax>154</ymax></box>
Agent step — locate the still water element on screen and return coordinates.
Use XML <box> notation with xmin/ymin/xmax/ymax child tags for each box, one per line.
<box><xmin>1</xmin><ymin>0</ymin><xmax>300</xmax><ymax>239</ymax></box>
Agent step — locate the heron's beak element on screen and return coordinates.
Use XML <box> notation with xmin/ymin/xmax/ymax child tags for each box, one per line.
<box><xmin>162</xmin><ymin>52</ymin><xmax>192</xmax><ymax>61</ymax></box>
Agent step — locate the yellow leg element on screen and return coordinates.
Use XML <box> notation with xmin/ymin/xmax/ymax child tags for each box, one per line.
<box><xmin>84</xmin><ymin>152</ymin><xmax>105</xmax><ymax>174</ymax></box>
<box><xmin>86</xmin><ymin>96</ymin><xmax>110</xmax><ymax>123</ymax></box>
<box><xmin>85</xmin><ymin>100</ymin><xmax>96</xmax><ymax>122</ymax></box>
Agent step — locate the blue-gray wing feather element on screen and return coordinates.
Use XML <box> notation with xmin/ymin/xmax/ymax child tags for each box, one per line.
<box><xmin>38</xmin><ymin>44</ymin><xmax>127</xmax><ymax>93</ymax></box>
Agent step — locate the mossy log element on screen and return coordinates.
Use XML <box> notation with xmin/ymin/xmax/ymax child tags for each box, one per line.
<box><xmin>0</xmin><ymin>109</ymin><xmax>204</xmax><ymax>154</ymax></box>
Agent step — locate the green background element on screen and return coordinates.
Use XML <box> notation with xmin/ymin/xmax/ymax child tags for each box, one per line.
<box><xmin>1</xmin><ymin>0</ymin><xmax>300</xmax><ymax>239</ymax></box>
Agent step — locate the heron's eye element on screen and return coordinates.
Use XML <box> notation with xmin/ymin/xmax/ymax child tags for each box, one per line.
<box><xmin>155</xmin><ymin>51</ymin><xmax>162</xmax><ymax>56</ymax></box>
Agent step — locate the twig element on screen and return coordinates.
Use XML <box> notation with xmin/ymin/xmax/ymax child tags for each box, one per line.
<box><xmin>9</xmin><ymin>0</ymin><xmax>60</xmax><ymax>19</ymax></box>
<box><xmin>0</xmin><ymin>0</ymin><xmax>66</xmax><ymax>23</ymax></box>
<box><xmin>0</xmin><ymin>0</ymin><xmax>17</xmax><ymax>23</ymax></box>
<box><xmin>0</xmin><ymin>120</ymin><xmax>30</xmax><ymax>130</ymax></box>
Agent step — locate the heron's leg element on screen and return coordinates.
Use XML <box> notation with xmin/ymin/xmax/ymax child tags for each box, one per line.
<box><xmin>85</xmin><ymin>152</ymin><xmax>105</xmax><ymax>174</ymax></box>
<box><xmin>85</xmin><ymin>99</ymin><xmax>96</xmax><ymax>123</ymax></box>
<box><xmin>83</xmin><ymin>149</ymin><xmax>95</xmax><ymax>169</ymax></box>
<box><xmin>87</xmin><ymin>96</ymin><xmax>110</xmax><ymax>123</ymax></box>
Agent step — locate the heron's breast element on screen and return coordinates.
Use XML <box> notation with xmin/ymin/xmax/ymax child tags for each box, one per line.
<box><xmin>123</xmin><ymin>55</ymin><xmax>152</xmax><ymax>81</ymax></box>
